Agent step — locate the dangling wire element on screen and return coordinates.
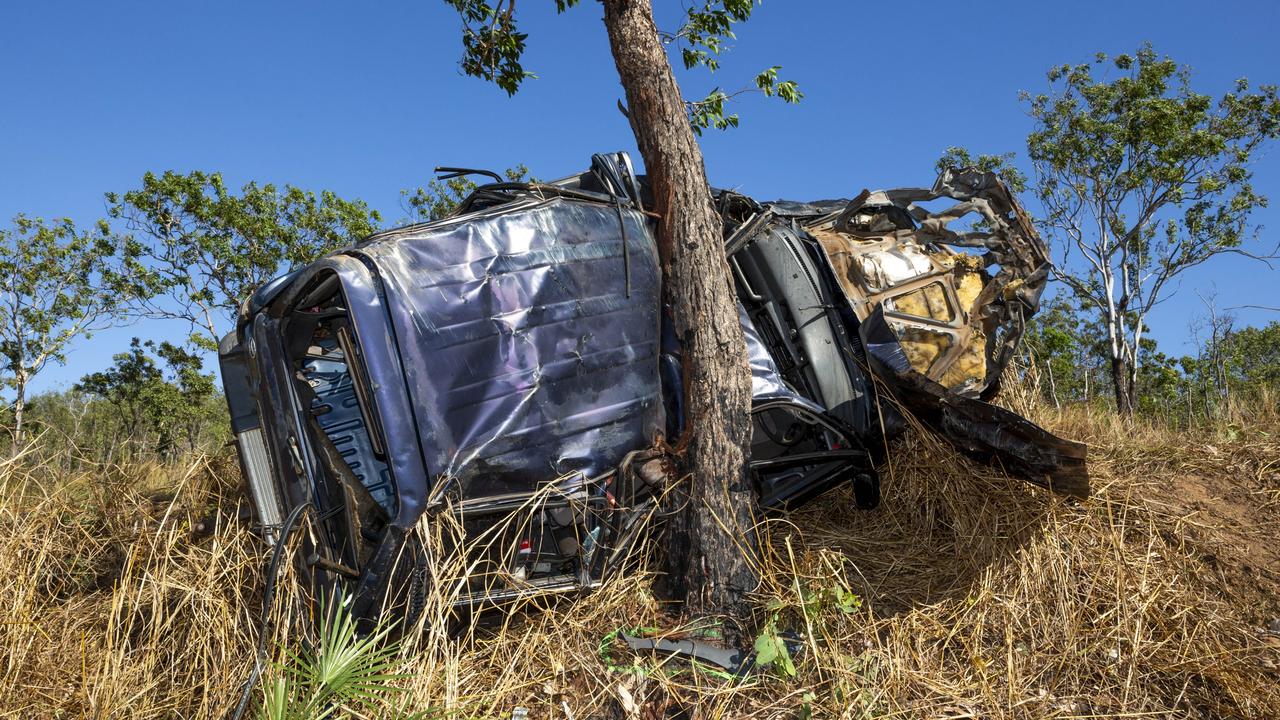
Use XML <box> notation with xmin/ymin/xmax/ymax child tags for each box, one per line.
<box><xmin>614</xmin><ymin>193</ymin><xmax>632</xmax><ymax>298</ymax></box>
<box><xmin>591</xmin><ymin>153</ymin><xmax>637</xmax><ymax>299</ymax></box>
<box><xmin>228</xmin><ymin>501</ymin><xmax>313</xmax><ymax>720</ymax></box>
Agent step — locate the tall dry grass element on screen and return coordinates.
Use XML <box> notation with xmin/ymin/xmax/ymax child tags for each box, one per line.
<box><xmin>0</xmin><ymin>449</ymin><xmax>262</xmax><ymax>717</ymax></box>
<box><xmin>2</xmin><ymin>403</ymin><xmax>1278</xmax><ymax>718</ymax></box>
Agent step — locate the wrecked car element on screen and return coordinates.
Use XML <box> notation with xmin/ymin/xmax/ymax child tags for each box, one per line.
<box><xmin>218</xmin><ymin>152</ymin><xmax>1087</xmax><ymax>621</ymax></box>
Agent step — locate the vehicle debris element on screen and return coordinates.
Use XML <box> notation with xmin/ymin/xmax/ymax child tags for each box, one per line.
<box><xmin>807</xmin><ymin>170</ymin><xmax>1045</xmax><ymax>396</ymax></box>
<box><xmin>219</xmin><ymin>152</ymin><xmax>1089</xmax><ymax>621</ymax></box>
<box><xmin>618</xmin><ymin>630</ymin><xmax>804</xmax><ymax>677</ymax></box>
<box><xmin>720</xmin><ymin>169</ymin><xmax>1088</xmax><ymax>496</ymax></box>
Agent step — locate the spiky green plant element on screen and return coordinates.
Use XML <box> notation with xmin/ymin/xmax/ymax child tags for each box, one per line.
<box><xmin>256</xmin><ymin>593</ymin><xmax>406</xmax><ymax>720</ymax></box>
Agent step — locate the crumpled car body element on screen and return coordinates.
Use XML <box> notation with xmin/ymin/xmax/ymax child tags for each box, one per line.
<box><xmin>721</xmin><ymin>171</ymin><xmax>1088</xmax><ymax>496</ymax></box>
<box><xmin>218</xmin><ymin>152</ymin><xmax>1087</xmax><ymax>618</ymax></box>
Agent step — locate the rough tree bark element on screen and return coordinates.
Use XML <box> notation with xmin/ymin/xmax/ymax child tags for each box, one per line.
<box><xmin>601</xmin><ymin>0</ymin><xmax>760</xmax><ymax>622</ymax></box>
<box><xmin>1110</xmin><ymin>356</ymin><xmax>1135</xmax><ymax>416</ymax></box>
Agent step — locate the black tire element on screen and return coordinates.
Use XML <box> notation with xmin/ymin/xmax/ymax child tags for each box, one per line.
<box><xmin>852</xmin><ymin>470</ymin><xmax>880</xmax><ymax>510</ymax></box>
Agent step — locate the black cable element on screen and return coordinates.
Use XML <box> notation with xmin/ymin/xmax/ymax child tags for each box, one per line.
<box><xmin>229</xmin><ymin>501</ymin><xmax>313</xmax><ymax>720</ymax></box>
<box><xmin>614</xmin><ymin>194</ymin><xmax>631</xmax><ymax>298</ymax></box>
<box><xmin>433</xmin><ymin>166</ymin><xmax>503</xmax><ymax>184</ymax></box>
<box><xmin>590</xmin><ymin>156</ymin><xmax>634</xmax><ymax>300</ymax></box>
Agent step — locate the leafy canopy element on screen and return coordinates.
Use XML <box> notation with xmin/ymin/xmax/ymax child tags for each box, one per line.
<box><xmin>1021</xmin><ymin>43</ymin><xmax>1280</xmax><ymax>410</ymax></box>
<box><xmin>108</xmin><ymin>171</ymin><xmax>381</xmax><ymax>349</ymax></box>
<box><xmin>1220</xmin><ymin>321</ymin><xmax>1280</xmax><ymax>390</ymax></box>
<box><xmin>1026</xmin><ymin>43</ymin><xmax>1280</xmax><ymax>316</ymax></box>
<box><xmin>76</xmin><ymin>337</ymin><xmax>218</xmax><ymax>456</ymax></box>
<box><xmin>0</xmin><ymin>215</ymin><xmax>157</xmax><ymax>397</ymax></box>
<box><xmin>442</xmin><ymin>0</ymin><xmax>801</xmax><ymax>133</ymax></box>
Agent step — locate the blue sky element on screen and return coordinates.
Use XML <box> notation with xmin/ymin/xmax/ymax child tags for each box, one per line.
<box><xmin>3</xmin><ymin>1</ymin><xmax>1279</xmax><ymax>395</ymax></box>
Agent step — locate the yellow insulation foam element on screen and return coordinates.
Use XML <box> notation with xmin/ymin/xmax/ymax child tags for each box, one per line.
<box><xmin>936</xmin><ymin>264</ymin><xmax>987</xmax><ymax>388</ymax></box>
<box><xmin>811</xmin><ymin>226</ymin><xmax>991</xmax><ymax>390</ymax></box>
<box><xmin>890</xmin><ymin>283</ymin><xmax>953</xmax><ymax>322</ymax></box>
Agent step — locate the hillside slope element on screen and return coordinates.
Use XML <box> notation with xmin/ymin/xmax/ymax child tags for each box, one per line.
<box><xmin>2</xmin><ymin>410</ymin><xmax>1278</xmax><ymax>718</ymax></box>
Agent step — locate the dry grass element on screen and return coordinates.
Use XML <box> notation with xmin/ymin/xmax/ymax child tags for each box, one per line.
<box><xmin>3</xmin><ymin>405</ymin><xmax>1279</xmax><ymax>719</ymax></box>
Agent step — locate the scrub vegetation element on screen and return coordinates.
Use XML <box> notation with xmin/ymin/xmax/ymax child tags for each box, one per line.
<box><xmin>2</xmin><ymin>389</ymin><xmax>1279</xmax><ymax>718</ymax></box>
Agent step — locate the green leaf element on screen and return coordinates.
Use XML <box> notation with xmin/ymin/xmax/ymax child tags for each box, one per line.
<box><xmin>753</xmin><ymin>625</ymin><xmax>796</xmax><ymax>678</ymax></box>
<box><xmin>106</xmin><ymin>171</ymin><xmax>378</xmax><ymax>346</ymax></box>
<box><xmin>753</xmin><ymin>630</ymin><xmax>779</xmax><ymax>667</ymax></box>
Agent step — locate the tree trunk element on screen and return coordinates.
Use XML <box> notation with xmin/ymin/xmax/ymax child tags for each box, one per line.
<box><xmin>10</xmin><ymin>377</ymin><xmax>26</xmax><ymax>450</ymax></box>
<box><xmin>1111</xmin><ymin>355</ymin><xmax>1135</xmax><ymax>416</ymax></box>
<box><xmin>601</xmin><ymin>0</ymin><xmax>759</xmax><ymax>622</ymax></box>
<box><xmin>1046</xmin><ymin>359</ymin><xmax>1060</xmax><ymax>410</ymax></box>
<box><xmin>1083</xmin><ymin>359</ymin><xmax>1089</xmax><ymax>402</ymax></box>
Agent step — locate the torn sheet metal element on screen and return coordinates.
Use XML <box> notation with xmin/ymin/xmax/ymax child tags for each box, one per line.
<box><xmin>805</xmin><ymin>169</ymin><xmax>1050</xmax><ymax>398</ymax></box>
<box><xmin>620</xmin><ymin>632</ymin><xmax>755</xmax><ymax>675</ymax></box>
<box><xmin>619</xmin><ymin>630</ymin><xmax>802</xmax><ymax>676</ymax></box>
<box><xmin>718</xmin><ymin>170</ymin><xmax>1087</xmax><ymax>499</ymax></box>
<box><xmin>740</xmin><ymin>303</ymin><xmax>825</xmax><ymax>416</ymax></box>
<box><xmin>720</xmin><ymin>193</ymin><xmax>884</xmax><ymax>442</ymax></box>
<box><xmin>860</xmin><ymin>307</ymin><xmax>1089</xmax><ymax>497</ymax></box>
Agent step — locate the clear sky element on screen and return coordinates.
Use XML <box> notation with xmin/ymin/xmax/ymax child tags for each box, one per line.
<box><xmin>3</xmin><ymin>0</ymin><xmax>1279</xmax><ymax>395</ymax></box>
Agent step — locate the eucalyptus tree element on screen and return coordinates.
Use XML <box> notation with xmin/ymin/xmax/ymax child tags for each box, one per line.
<box><xmin>77</xmin><ymin>337</ymin><xmax>220</xmax><ymax>458</ymax></box>
<box><xmin>439</xmin><ymin>0</ymin><xmax>802</xmax><ymax>626</ymax></box>
<box><xmin>74</xmin><ymin>338</ymin><xmax>162</xmax><ymax>450</ymax></box>
<box><xmin>1024</xmin><ymin>44</ymin><xmax>1280</xmax><ymax>414</ymax></box>
<box><xmin>0</xmin><ymin>215</ymin><xmax>157</xmax><ymax>444</ymax></box>
<box><xmin>108</xmin><ymin>172</ymin><xmax>381</xmax><ymax>349</ymax></box>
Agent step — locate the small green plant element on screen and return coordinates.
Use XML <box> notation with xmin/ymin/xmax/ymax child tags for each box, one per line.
<box><xmin>754</xmin><ymin>600</ymin><xmax>796</xmax><ymax>678</ymax></box>
<box><xmin>802</xmin><ymin>582</ymin><xmax>862</xmax><ymax>618</ymax></box>
<box><xmin>755</xmin><ymin>582</ymin><xmax>863</xmax><ymax>679</ymax></box>
<box><xmin>256</xmin><ymin>593</ymin><xmax>407</xmax><ymax>720</ymax></box>
<box><xmin>797</xmin><ymin>690</ymin><xmax>817</xmax><ymax>719</ymax></box>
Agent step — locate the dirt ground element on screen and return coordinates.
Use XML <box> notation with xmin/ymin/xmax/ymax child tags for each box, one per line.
<box><xmin>1157</xmin><ymin>452</ymin><xmax>1280</xmax><ymax>629</ymax></box>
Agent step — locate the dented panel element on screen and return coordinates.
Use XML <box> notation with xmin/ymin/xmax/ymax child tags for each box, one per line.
<box><xmin>356</xmin><ymin>196</ymin><xmax>665</xmax><ymax>504</ymax></box>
